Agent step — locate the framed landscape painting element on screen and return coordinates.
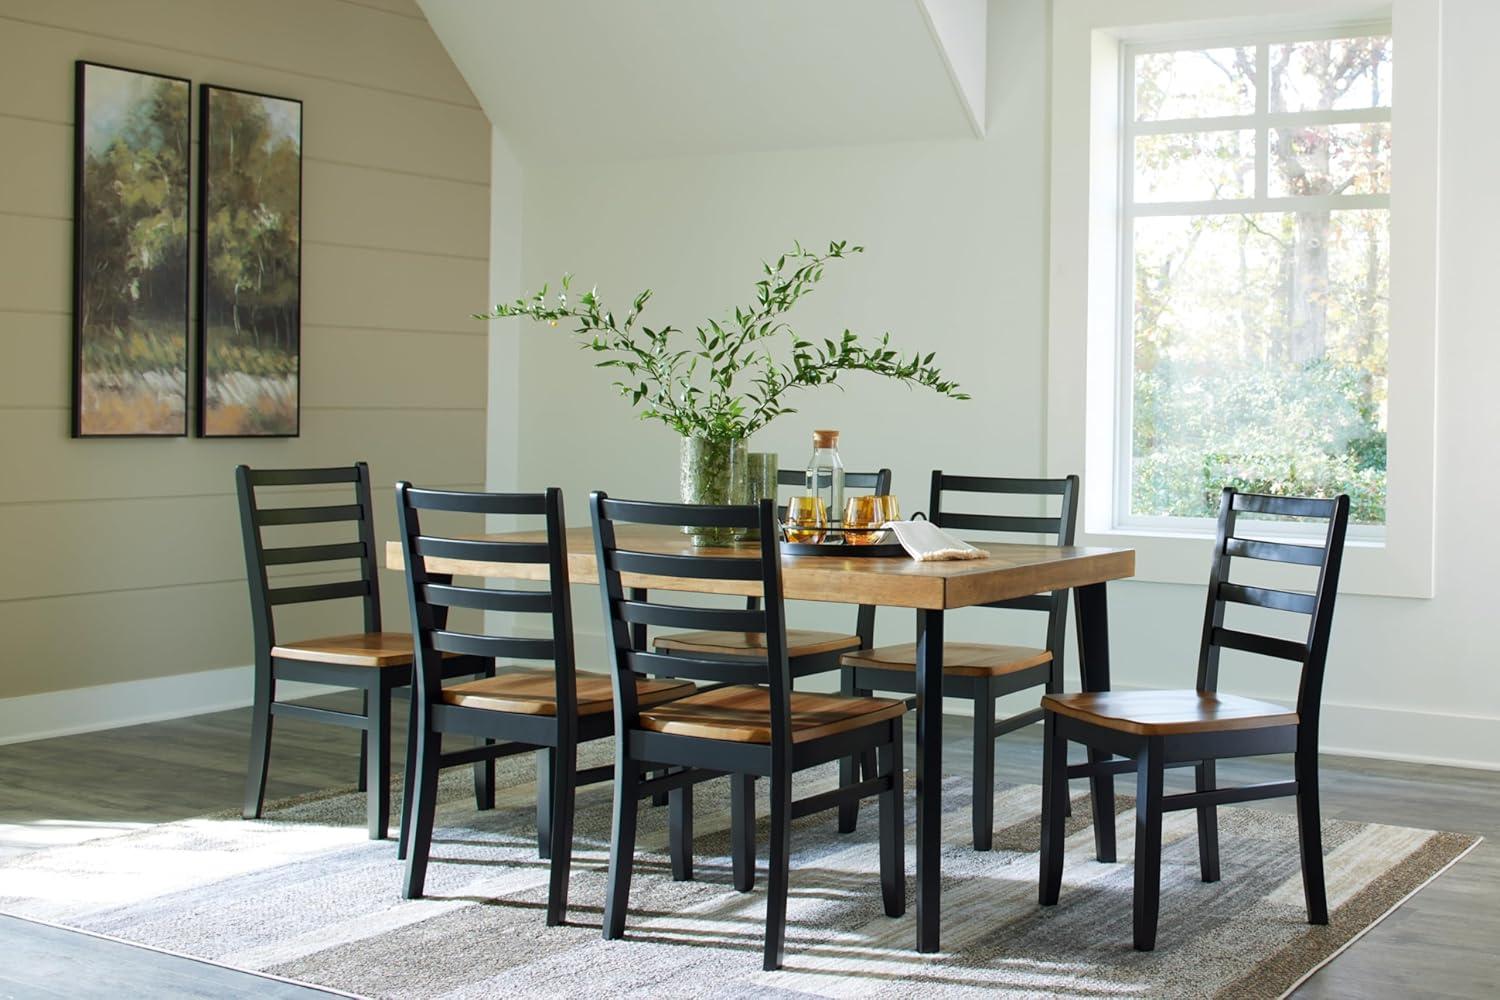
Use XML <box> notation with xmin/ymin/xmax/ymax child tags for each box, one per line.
<box><xmin>72</xmin><ymin>61</ymin><xmax>191</xmax><ymax>437</ymax></box>
<box><xmin>198</xmin><ymin>84</ymin><xmax>302</xmax><ymax>437</ymax></box>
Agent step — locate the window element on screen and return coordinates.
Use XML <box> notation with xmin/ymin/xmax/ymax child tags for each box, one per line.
<box><xmin>1120</xmin><ymin>32</ymin><xmax>1392</xmax><ymax>531</ymax></box>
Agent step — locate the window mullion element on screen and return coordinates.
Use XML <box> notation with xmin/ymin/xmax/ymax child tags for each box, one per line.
<box><xmin>1255</xmin><ymin>42</ymin><xmax>1270</xmax><ymax>201</ymax></box>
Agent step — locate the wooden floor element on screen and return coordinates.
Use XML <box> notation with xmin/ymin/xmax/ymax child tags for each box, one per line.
<box><xmin>0</xmin><ymin>693</ymin><xmax>1495</xmax><ymax>998</ymax></box>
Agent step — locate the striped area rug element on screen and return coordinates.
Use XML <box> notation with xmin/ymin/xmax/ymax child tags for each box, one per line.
<box><xmin>0</xmin><ymin>745</ymin><xmax>1478</xmax><ymax>999</ymax></box>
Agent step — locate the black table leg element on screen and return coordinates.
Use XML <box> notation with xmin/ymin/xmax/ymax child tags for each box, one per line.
<box><xmin>1074</xmin><ymin>581</ymin><xmax>1116</xmax><ymax>862</ymax></box>
<box><xmin>915</xmin><ymin>608</ymin><xmax>944</xmax><ymax>953</ymax></box>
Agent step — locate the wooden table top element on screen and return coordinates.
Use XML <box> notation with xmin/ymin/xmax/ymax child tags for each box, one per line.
<box><xmin>386</xmin><ymin>525</ymin><xmax>1134</xmax><ymax>611</ymax></box>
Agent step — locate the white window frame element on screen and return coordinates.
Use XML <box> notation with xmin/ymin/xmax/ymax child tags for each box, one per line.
<box><xmin>1117</xmin><ymin>24</ymin><xmax>1392</xmax><ymax>545</ymax></box>
<box><xmin>1047</xmin><ymin>0</ymin><xmax>1437</xmax><ymax>598</ymax></box>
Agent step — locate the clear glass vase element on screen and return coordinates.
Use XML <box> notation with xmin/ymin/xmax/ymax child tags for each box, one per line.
<box><xmin>679</xmin><ymin>434</ymin><xmax>749</xmax><ymax>546</ymax></box>
<box><xmin>738</xmin><ymin>451</ymin><xmax>780</xmax><ymax>541</ymax></box>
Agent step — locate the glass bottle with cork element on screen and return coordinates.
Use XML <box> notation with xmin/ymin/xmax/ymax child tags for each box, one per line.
<box><xmin>805</xmin><ymin>429</ymin><xmax>846</xmax><ymax>530</ymax></box>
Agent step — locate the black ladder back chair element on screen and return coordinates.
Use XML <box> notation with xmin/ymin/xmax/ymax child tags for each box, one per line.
<box><xmin>396</xmin><ymin>484</ymin><xmax>694</xmax><ymax>925</ymax></box>
<box><xmin>655</xmin><ymin>466</ymin><xmax>892</xmax><ymax>833</ymax></box>
<box><xmin>842</xmin><ymin>472</ymin><xmax>1079</xmax><ymax>850</ymax></box>
<box><xmin>236</xmin><ymin>462</ymin><xmax>490</xmax><ymax>840</ymax></box>
<box><xmin>1039</xmin><ymin>488</ymin><xmax>1350</xmax><ymax>950</ymax></box>
<box><xmin>591</xmin><ymin>494</ymin><xmax>906</xmax><ymax>971</ymax></box>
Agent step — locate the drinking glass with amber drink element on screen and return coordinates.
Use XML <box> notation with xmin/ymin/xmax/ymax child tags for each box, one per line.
<box><xmin>783</xmin><ymin>495</ymin><xmax>828</xmax><ymax>543</ymax></box>
<box><xmin>843</xmin><ymin>495</ymin><xmax>896</xmax><ymax>545</ymax></box>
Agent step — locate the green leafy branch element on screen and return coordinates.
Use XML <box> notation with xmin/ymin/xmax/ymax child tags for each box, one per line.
<box><xmin>479</xmin><ymin>240</ymin><xmax>968</xmax><ymax>441</ymax></box>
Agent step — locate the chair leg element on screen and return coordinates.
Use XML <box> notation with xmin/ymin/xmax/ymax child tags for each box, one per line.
<box><xmin>837</xmin><ymin>667</ymin><xmax>861</xmax><ymax>833</ymax></box>
<box><xmin>730</xmin><ymin>773</ymin><xmax>755</xmax><ymax>892</ymax></box>
<box><xmin>1295</xmin><ymin>744</ymin><xmax>1329</xmax><ymax>925</ymax></box>
<box><xmin>475</xmin><ymin>662</ymin><xmax>497</xmax><ymax>812</ymax></box>
<box><xmin>242</xmin><ymin>662</ymin><xmax>273</xmax><ymax>820</ymax></box>
<box><xmin>972</xmin><ymin>679</ymin><xmax>995</xmax><ymax>851</ymax></box>
<box><xmin>602</xmin><ymin>755</ymin><xmax>641</xmax><ymax>940</ymax></box>
<box><xmin>1133</xmin><ymin>737</ymin><xmax>1164</xmax><ymax>951</ymax></box>
<box><xmin>763</xmin><ymin>770</ymin><xmax>792</xmax><ymax>972</ymax></box>
<box><xmin>474</xmin><ymin>737</ymin><xmax>496</xmax><ymax>812</ymax></box>
<box><xmin>878</xmin><ymin>719</ymin><xmax>905</xmax><ymax>917</ymax></box>
<box><xmin>1195</xmin><ymin>759</ymin><xmax>1221</xmax><ymax>883</ymax></box>
<box><xmin>402</xmin><ymin>726</ymin><xmax>443</xmax><ymax>899</ymax></box>
<box><xmin>1044</xmin><ymin>657</ymin><xmax>1072</xmax><ymax>820</ymax></box>
<box><xmin>398</xmin><ymin>683</ymin><xmax>419</xmax><ymax>860</ymax></box>
<box><xmin>357</xmin><ymin>690</ymin><xmax>369</xmax><ymax>793</ymax></box>
<box><xmin>545</xmin><ymin>737</ymin><xmax>577</xmax><ymax>926</ymax></box>
<box><xmin>536</xmin><ymin>747</ymin><xmax>554</xmax><ymax>860</ymax></box>
<box><xmin>1038</xmin><ymin>711</ymin><xmax>1067</xmax><ymax>905</ymax></box>
<box><xmin>669</xmin><ymin>782</ymin><xmax>694</xmax><ymax>881</ymax></box>
<box><xmin>1087</xmin><ymin>746</ymin><xmax>1117</xmax><ymax>862</ymax></box>
<box><xmin>366</xmin><ymin>684</ymin><xmax>392</xmax><ymax>840</ymax></box>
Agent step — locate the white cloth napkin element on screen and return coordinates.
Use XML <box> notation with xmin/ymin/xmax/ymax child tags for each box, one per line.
<box><xmin>883</xmin><ymin>520</ymin><xmax>990</xmax><ymax>561</ymax></box>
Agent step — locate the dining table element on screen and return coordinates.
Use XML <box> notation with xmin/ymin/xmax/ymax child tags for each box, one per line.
<box><xmin>387</xmin><ymin>524</ymin><xmax>1135</xmax><ymax>953</ymax></box>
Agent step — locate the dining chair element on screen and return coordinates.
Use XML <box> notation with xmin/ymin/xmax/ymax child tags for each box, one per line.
<box><xmin>840</xmin><ymin>472</ymin><xmax>1078</xmax><ymax>850</ymax></box>
<box><xmin>236</xmin><ymin>462</ymin><xmax>490</xmax><ymax>840</ymax></box>
<box><xmin>396</xmin><ymin>483</ymin><xmax>695</xmax><ymax>923</ymax></box>
<box><xmin>1039</xmin><ymin>488</ymin><xmax>1350</xmax><ymax>950</ymax></box>
<box><xmin>591</xmin><ymin>494</ymin><xmax>906</xmax><ymax>971</ymax></box>
<box><xmin>654</xmin><ymin>467</ymin><xmax>891</xmax><ymax>832</ymax></box>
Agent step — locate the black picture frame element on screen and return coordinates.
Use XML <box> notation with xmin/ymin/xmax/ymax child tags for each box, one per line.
<box><xmin>72</xmin><ymin>60</ymin><xmax>192</xmax><ymax>438</ymax></box>
<box><xmin>196</xmin><ymin>83</ymin><xmax>303</xmax><ymax>438</ymax></box>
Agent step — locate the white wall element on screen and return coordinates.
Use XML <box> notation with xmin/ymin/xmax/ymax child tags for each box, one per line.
<box><xmin>509</xmin><ymin>0</ymin><xmax>1056</xmax><ymax>708</ymax></box>
<box><xmin>489</xmin><ymin>0</ymin><xmax>1500</xmax><ymax>768</ymax></box>
<box><xmin>0</xmin><ymin>0</ymin><xmax>492</xmax><ymax>741</ymax></box>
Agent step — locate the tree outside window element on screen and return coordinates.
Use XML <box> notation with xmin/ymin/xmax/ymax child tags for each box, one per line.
<box><xmin>1124</xmin><ymin>33</ymin><xmax>1392</xmax><ymax>526</ymax></box>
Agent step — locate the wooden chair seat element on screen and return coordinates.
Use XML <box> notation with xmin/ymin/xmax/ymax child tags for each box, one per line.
<box><xmin>1041</xmin><ymin>689</ymin><xmax>1298</xmax><ymax>736</ymax></box>
<box><xmin>272</xmin><ymin>632</ymin><xmax>417</xmax><ymax>667</ymax></box>
<box><xmin>654</xmin><ymin>629</ymin><xmax>862</xmax><ymax>659</ymax></box>
<box><xmin>441</xmin><ymin>669</ymin><xmax>695</xmax><ymax>717</ymax></box>
<box><xmin>638</xmin><ymin>685</ymin><xmax>907</xmax><ymax>744</ymax></box>
<box><xmin>841</xmin><ymin>642</ymin><xmax>1052</xmax><ymax>678</ymax></box>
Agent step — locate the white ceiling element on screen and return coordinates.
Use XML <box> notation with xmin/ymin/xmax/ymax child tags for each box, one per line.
<box><xmin>416</xmin><ymin>0</ymin><xmax>986</xmax><ymax>162</ymax></box>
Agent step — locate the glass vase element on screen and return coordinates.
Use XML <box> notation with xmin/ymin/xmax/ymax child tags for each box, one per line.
<box><xmin>738</xmin><ymin>451</ymin><xmax>780</xmax><ymax>541</ymax></box>
<box><xmin>679</xmin><ymin>434</ymin><xmax>749</xmax><ymax>546</ymax></box>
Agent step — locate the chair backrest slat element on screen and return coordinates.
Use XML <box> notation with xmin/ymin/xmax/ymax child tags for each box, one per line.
<box><xmin>1231</xmin><ymin>493</ymin><xmax>1338</xmax><ymax>518</ymax></box>
<box><xmin>419</xmin><ymin>583</ymin><xmax>552</xmax><ymax>614</ymax></box>
<box><xmin>592</xmin><ymin>493</ymin><xmax>792</xmax><ymax>749</ymax></box>
<box><xmin>936</xmin><ymin>512</ymin><xmax>1061</xmax><ymax>535</ymax></box>
<box><xmin>1224</xmin><ymin>537</ymin><xmax>1325</xmax><ymax>566</ymax></box>
<box><xmin>236</xmin><ymin>462</ymin><xmax>383</xmax><ymax>652</ymax></box>
<box><xmin>1195</xmin><ymin>487</ymin><xmax>1350</xmax><ymax>730</ymax></box>
<box><xmin>608</xmin><ymin>548</ymin><xmax>765</xmax><ymax>581</ymax></box>
<box><xmin>928</xmin><ymin>472</ymin><xmax>1080</xmax><ymax>671</ymax></box>
<box><xmin>261</xmin><ymin>541</ymin><xmax>367</xmax><ymax>566</ymax></box>
<box><xmin>268</xmin><ymin>579</ymin><xmax>370</xmax><ymax>607</ymax></box>
<box><xmin>245</xmin><ymin>466</ymin><xmax>360</xmax><ymax>487</ymax></box>
<box><xmin>398</xmin><ymin>483</ymin><xmax>577</xmax><ymax>721</ymax></box>
<box><xmin>776</xmin><ymin>468</ymin><xmax>891</xmax><ymax>493</ymax></box>
<box><xmin>1218</xmin><ymin>583</ymin><xmax>1317</xmax><ymax>615</ymax></box>
<box><xmin>406</xmin><ymin>488</ymin><xmax>548</xmax><ymax>516</ymax></box>
<box><xmin>432</xmin><ymin>629</ymin><xmax>554</xmax><ymax>661</ymax></box>
<box><xmin>619</xmin><ymin>600</ymin><xmax>766</xmax><ymax>633</ymax></box>
<box><xmin>1211</xmin><ymin>626</ymin><xmax>1307</xmax><ymax>662</ymax></box>
<box><xmin>622</xmin><ymin>649</ymin><xmax>769</xmax><ymax>686</ymax></box>
<box><xmin>413</xmin><ymin>536</ymin><xmax>551</xmax><ymax>564</ymax></box>
<box><xmin>254</xmin><ymin>504</ymin><xmax>363</xmax><ymax>527</ymax></box>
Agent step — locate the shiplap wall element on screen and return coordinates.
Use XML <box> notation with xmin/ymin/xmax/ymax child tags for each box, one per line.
<box><xmin>0</xmin><ymin>0</ymin><xmax>490</xmax><ymax>703</ymax></box>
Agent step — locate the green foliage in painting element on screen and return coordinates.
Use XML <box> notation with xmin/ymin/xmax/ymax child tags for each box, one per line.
<box><xmin>76</xmin><ymin>65</ymin><xmax>190</xmax><ymax>434</ymax></box>
<box><xmin>200</xmin><ymin>88</ymin><xmax>301</xmax><ymax>435</ymax></box>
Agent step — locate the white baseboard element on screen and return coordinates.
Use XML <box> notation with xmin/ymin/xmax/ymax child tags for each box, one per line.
<box><xmin>0</xmin><ymin>666</ymin><xmax>332</xmax><ymax>747</ymax></box>
<box><xmin>4</xmin><ymin>658</ymin><xmax>1497</xmax><ymax>772</ymax></box>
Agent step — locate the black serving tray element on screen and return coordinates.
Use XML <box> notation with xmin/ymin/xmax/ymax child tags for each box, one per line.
<box><xmin>780</xmin><ymin>526</ymin><xmax>907</xmax><ymax>558</ymax></box>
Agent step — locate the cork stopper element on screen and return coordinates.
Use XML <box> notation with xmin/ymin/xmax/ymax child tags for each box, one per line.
<box><xmin>812</xmin><ymin>429</ymin><xmax>839</xmax><ymax>449</ymax></box>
